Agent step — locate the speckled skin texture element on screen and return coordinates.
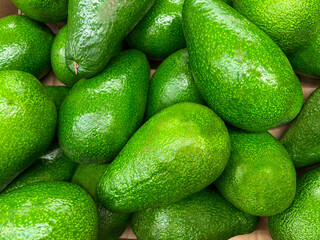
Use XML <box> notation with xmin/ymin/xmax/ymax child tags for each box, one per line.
<box><xmin>44</xmin><ymin>86</ymin><xmax>70</xmax><ymax>112</ymax></box>
<box><xmin>2</xmin><ymin>143</ymin><xmax>78</xmax><ymax>195</ymax></box>
<box><xmin>0</xmin><ymin>15</ymin><xmax>54</xmax><ymax>79</ymax></box>
<box><xmin>269</xmin><ymin>166</ymin><xmax>320</xmax><ymax>239</ymax></box>
<box><xmin>12</xmin><ymin>0</ymin><xmax>68</xmax><ymax>23</ymax></box>
<box><xmin>183</xmin><ymin>0</ymin><xmax>302</xmax><ymax>132</ymax></box>
<box><xmin>281</xmin><ymin>88</ymin><xmax>320</xmax><ymax>168</ymax></box>
<box><xmin>126</xmin><ymin>0</ymin><xmax>185</xmax><ymax>59</ymax></box>
<box><xmin>97</xmin><ymin>102</ymin><xmax>231</xmax><ymax>212</ymax></box>
<box><xmin>0</xmin><ymin>70</ymin><xmax>57</xmax><ymax>192</ymax></box>
<box><xmin>215</xmin><ymin>129</ymin><xmax>296</xmax><ymax>216</ymax></box>
<box><xmin>0</xmin><ymin>182</ymin><xmax>98</xmax><ymax>239</ymax></box>
<box><xmin>145</xmin><ymin>49</ymin><xmax>204</xmax><ymax>120</ymax></box>
<box><xmin>233</xmin><ymin>0</ymin><xmax>320</xmax><ymax>54</ymax></box>
<box><xmin>66</xmin><ymin>0</ymin><xmax>156</xmax><ymax>78</ymax></box>
<box><xmin>58</xmin><ymin>50</ymin><xmax>149</xmax><ymax>164</ymax></box>
<box><xmin>132</xmin><ymin>189</ymin><xmax>258</xmax><ymax>240</ymax></box>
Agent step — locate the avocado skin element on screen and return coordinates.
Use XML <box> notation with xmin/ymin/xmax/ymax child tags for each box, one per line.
<box><xmin>0</xmin><ymin>70</ymin><xmax>57</xmax><ymax>192</ymax></box>
<box><xmin>97</xmin><ymin>102</ymin><xmax>230</xmax><ymax>212</ymax></box>
<box><xmin>233</xmin><ymin>0</ymin><xmax>320</xmax><ymax>54</ymax></box>
<box><xmin>183</xmin><ymin>0</ymin><xmax>302</xmax><ymax>132</ymax></box>
<box><xmin>0</xmin><ymin>182</ymin><xmax>98</xmax><ymax>239</ymax></box>
<box><xmin>44</xmin><ymin>86</ymin><xmax>70</xmax><ymax>112</ymax></box>
<box><xmin>215</xmin><ymin>128</ymin><xmax>296</xmax><ymax>216</ymax></box>
<box><xmin>12</xmin><ymin>0</ymin><xmax>68</xmax><ymax>23</ymax></box>
<box><xmin>269</xmin><ymin>166</ymin><xmax>320</xmax><ymax>239</ymax></box>
<box><xmin>72</xmin><ymin>164</ymin><xmax>131</xmax><ymax>240</ymax></box>
<box><xmin>0</xmin><ymin>15</ymin><xmax>54</xmax><ymax>79</ymax></box>
<box><xmin>66</xmin><ymin>0</ymin><xmax>156</xmax><ymax>78</ymax></box>
<box><xmin>132</xmin><ymin>189</ymin><xmax>258</xmax><ymax>240</ymax></box>
<box><xmin>58</xmin><ymin>50</ymin><xmax>149</xmax><ymax>164</ymax></box>
<box><xmin>145</xmin><ymin>49</ymin><xmax>204</xmax><ymax>120</ymax></box>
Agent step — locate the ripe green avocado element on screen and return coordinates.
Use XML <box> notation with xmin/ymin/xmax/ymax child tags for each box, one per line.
<box><xmin>145</xmin><ymin>49</ymin><xmax>204</xmax><ymax>120</ymax></box>
<box><xmin>97</xmin><ymin>102</ymin><xmax>230</xmax><ymax>212</ymax></box>
<box><xmin>0</xmin><ymin>70</ymin><xmax>57</xmax><ymax>192</ymax></box>
<box><xmin>66</xmin><ymin>0</ymin><xmax>156</xmax><ymax>78</ymax></box>
<box><xmin>132</xmin><ymin>189</ymin><xmax>258</xmax><ymax>240</ymax></box>
<box><xmin>44</xmin><ymin>86</ymin><xmax>70</xmax><ymax>112</ymax></box>
<box><xmin>0</xmin><ymin>15</ymin><xmax>54</xmax><ymax>79</ymax></box>
<box><xmin>0</xmin><ymin>182</ymin><xmax>98</xmax><ymax>239</ymax></box>
<box><xmin>183</xmin><ymin>0</ymin><xmax>302</xmax><ymax>132</ymax></box>
<box><xmin>215</xmin><ymin>128</ymin><xmax>296</xmax><ymax>216</ymax></box>
<box><xmin>233</xmin><ymin>0</ymin><xmax>320</xmax><ymax>54</ymax></box>
<box><xmin>269</xmin><ymin>166</ymin><xmax>320</xmax><ymax>239</ymax></box>
<box><xmin>58</xmin><ymin>50</ymin><xmax>149</xmax><ymax>164</ymax></box>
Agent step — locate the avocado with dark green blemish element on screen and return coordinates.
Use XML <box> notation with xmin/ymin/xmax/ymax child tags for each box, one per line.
<box><xmin>0</xmin><ymin>15</ymin><xmax>54</xmax><ymax>79</ymax></box>
<box><xmin>44</xmin><ymin>86</ymin><xmax>70</xmax><ymax>112</ymax></box>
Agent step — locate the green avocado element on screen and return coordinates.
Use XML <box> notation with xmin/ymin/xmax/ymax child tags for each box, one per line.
<box><xmin>0</xmin><ymin>70</ymin><xmax>57</xmax><ymax>192</ymax></box>
<box><xmin>233</xmin><ymin>0</ymin><xmax>320</xmax><ymax>54</ymax></box>
<box><xmin>215</xmin><ymin>128</ymin><xmax>296</xmax><ymax>216</ymax></box>
<box><xmin>97</xmin><ymin>102</ymin><xmax>230</xmax><ymax>212</ymax></box>
<box><xmin>145</xmin><ymin>49</ymin><xmax>204</xmax><ymax>120</ymax></box>
<box><xmin>66</xmin><ymin>0</ymin><xmax>156</xmax><ymax>78</ymax></box>
<box><xmin>58</xmin><ymin>50</ymin><xmax>149</xmax><ymax>164</ymax></box>
<box><xmin>44</xmin><ymin>86</ymin><xmax>70</xmax><ymax>112</ymax></box>
<box><xmin>0</xmin><ymin>15</ymin><xmax>54</xmax><ymax>79</ymax></box>
<box><xmin>0</xmin><ymin>181</ymin><xmax>98</xmax><ymax>239</ymax></box>
<box><xmin>183</xmin><ymin>0</ymin><xmax>302</xmax><ymax>132</ymax></box>
<box><xmin>132</xmin><ymin>189</ymin><xmax>258</xmax><ymax>240</ymax></box>
<box><xmin>269</xmin><ymin>166</ymin><xmax>320</xmax><ymax>239</ymax></box>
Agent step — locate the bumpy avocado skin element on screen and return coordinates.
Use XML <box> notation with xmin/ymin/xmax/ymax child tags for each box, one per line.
<box><xmin>44</xmin><ymin>86</ymin><xmax>70</xmax><ymax>112</ymax></box>
<box><xmin>0</xmin><ymin>182</ymin><xmax>98</xmax><ymax>239</ymax></box>
<box><xmin>132</xmin><ymin>189</ymin><xmax>258</xmax><ymax>240</ymax></box>
<box><xmin>269</xmin><ymin>166</ymin><xmax>320</xmax><ymax>239</ymax></box>
<box><xmin>215</xmin><ymin>129</ymin><xmax>296</xmax><ymax>216</ymax></box>
<box><xmin>0</xmin><ymin>70</ymin><xmax>57</xmax><ymax>192</ymax></box>
<box><xmin>58</xmin><ymin>50</ymin><xmax>149</xmax><ymax>164</ymax></box>
<box><xmin>233</xmin><ymin>0</ymin><xmax>320</xmax><ymax>54</ymax></box>
<box><xmin>145</xmin><ymin>49</ymin><xmax>204</xmax><ymax>120</ymax></box>
<box><xmin>66</xmin><ymin>0</ymin><xmax>156</xmax><ymax>78</ymax></box>
<box><xmin>97</xmin><ymin>102</ymin><xmax>230</xmax><ymax>212</ymax></box>
<box><xmin>0</xmin><ymin>15</ymin><xmax>54</xmax><ymax>79</ymax></box>
<box><xmin>183</xmin><ymin>0</ymin><xmax>302</xmax><ymax>132</ymax></box>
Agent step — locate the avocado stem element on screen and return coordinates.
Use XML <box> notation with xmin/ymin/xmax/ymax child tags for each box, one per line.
<box><xmin>73</xmin><ymin>61</ymin><xmax>79</xmax><ymax>75</ymax></box>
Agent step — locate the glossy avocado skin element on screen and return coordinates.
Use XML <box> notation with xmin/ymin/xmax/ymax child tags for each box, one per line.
<box><xmin>233</xmin><ymin>0</ymin><xmax>320</xmax><ymax>54</ymax></box>
<box><xmin>44</xmin><ymin>86</ymin><xmax>70</xmax><ymax>112</ymax></box>
<box><xmin>66</xmin><ymin>0</ymin><xmax>156</xmax><ymax>78</ymax></box>
<box><xmin>0</xmin><ymin>182</ymin><xmax>98</xmax><ymax>239</ymax></box>
<box><xmin>0</xmin><ymin>70</ymin><xmax>57</xmax><ymax>192</ymax></box>
<box><xmin>215</xmin><ymin>129</ymin><xmax>296</xmax><ymax>216</ymax></box>
<box><xmin>97</xmin><ymin>102</ymin><xmax>230</xmax><ymax>212</ymax></box>
<box><xmin>269</xmin><ymin>166</ymin><xmax>320</xmax><ymax>239</ymax></box>
<box><xmin>132</xmin><ymin>189</ymin><xmax>258</xmax><ymax>240</ymax></box>
<box><xmin>183</xmin><ymin>0</ymin><xmax>302</xmax><ymax>132</ymax></box>
<box><xmin>0</xmin><ymin>15</ymin><xmax>54</xmax><ymax>79</ymax></box>
<box><xmin>58</xmin><ymin>50</ymin><xmax>149</xmax><ymax>164</ymax></box>
<box><xmin>145</xmin><ymin>49</ymin><xmax>204</xmax><ymax>120</ymax></box>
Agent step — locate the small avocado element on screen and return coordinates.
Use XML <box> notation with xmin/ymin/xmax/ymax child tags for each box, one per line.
<box><xmin>97</xmin><ymin>102</ymin><xmax>230</xmax><ymax>212</ymax></box>
<box><xmin>44</xmin><ymin>86</ymin><xmax>70</xmax><ymax>112</ymax></box>
<box><xmin>215</xmin><ymin>128</ymin><xmax>296</xmax><ymax>216</ymax></box>
<box><xmin>0</xmin><ymin>15</ymin><xmax>54</xmax><ymax>79</ymax></box>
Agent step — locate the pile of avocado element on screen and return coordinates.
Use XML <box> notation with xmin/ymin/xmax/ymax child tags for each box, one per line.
<box><xmin>1</xmin><ymin>0</ymin><xmax>320</xmax><ymax>239</ymax></box>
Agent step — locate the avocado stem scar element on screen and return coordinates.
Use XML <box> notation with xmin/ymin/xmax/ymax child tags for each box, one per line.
<box><xmin>73</xmin><ymin>61</ymin><xmax>79</xmax><ymax>75</ymax></box>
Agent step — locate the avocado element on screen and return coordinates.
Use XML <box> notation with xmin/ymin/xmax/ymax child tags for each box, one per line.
<box><xmin>269</xmin><ymin>166</ymin><xmax>320</xmax><ymax>239</ymax></box>
<box><xmin>97</xmin><ymin>102</ymin><xmax>230</xmax><ymax>212</ymax></box>
<box><xmin>183</xmin><ymin>0</ymin><xmax>302</xmax><ymax>132</ymax></box>
<box><xmin>66</xmin><ymin>0</ymin><xmax>156</xmax><ymax>78</ymax></box>
<box><xmin>215</xmin><ymin>128</ymin><xmax>296</xmax><ymax>216</ymax></box>
<box><xmin>58</xmin><ymin>50</ymin><xmax>149</xmax><ymax>164</ymax></box>
<box><xmin>233</xmin><ymin>0</ymin><xmax>320</xmax><ymax>54</ymax></box>
<box><xmin>12</xmin><ymin>0</ymin><xmax>68</xmax><ymax>23</ymax></box>
<box><xmin>132</xmin><ymin>188</ymin><xmax>258</xmax><ymax>240</ymax></box>
<box><xmin>281</xmin><ymin>87</ymin><xmax>320</xmax><ymax>168</ymax></box>
<box><xmin>223</xmin><ymin>0</ymin><xmax>233</xmax><ymax>5</ymax></box>
<box><xmin>126</xmin><ymin>0</ymin><xmax>186</xmax><ymax>59</ymax></box>
<box><xmin>0</xmin><ymin>70</ymin><xmax>57</xmax><ymax>192</ymax></box>
<box><xmin>0</xmin><ymin>15</ymin><xmax>54</xmax><ymax>79</ymax></box>
<box><xmin>2</xmin><ymin>143</ymin><xmax>78</xmax><ymax>195</ymax></box>
<box><xmin>145</xmin><ymin>49</ymin><xmax>204</xmax><ymax>120</ymax></box>
<box><xmin>72</xmin><ymin>164</ymin><xmax>131</xmax><ymax>240</ymax></box>
<box><xmin>44</xmin><ymin>86</ymin><xmax>70</xmax><ymax>112</ymax></box>
<box><xmin>0</xmin><ymin>181</ymin><xmax>98</xmax><ymax>239</ymax></box>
